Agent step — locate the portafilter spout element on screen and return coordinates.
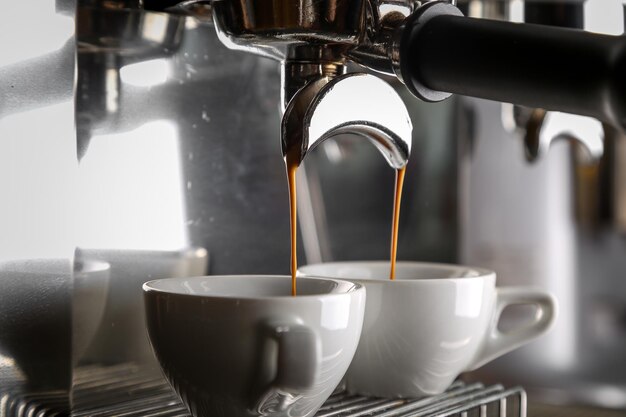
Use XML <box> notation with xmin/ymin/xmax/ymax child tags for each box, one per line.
<box><xmin>281</xmin><ymin>72</ymin><xmax>412</xmax><ymax>169</ymax></box>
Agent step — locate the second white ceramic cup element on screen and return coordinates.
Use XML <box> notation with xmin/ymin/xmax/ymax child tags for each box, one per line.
<box><xmin>299</xmin><ymin>261</ymin><xmax>557</xmax><ymax>398</ymax></box>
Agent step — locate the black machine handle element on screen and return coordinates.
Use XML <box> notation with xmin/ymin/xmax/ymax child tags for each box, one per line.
<box><xmin>398</xmin><ymin>2</ymin><xmax>626</xmax><ymax>130</ymax></box>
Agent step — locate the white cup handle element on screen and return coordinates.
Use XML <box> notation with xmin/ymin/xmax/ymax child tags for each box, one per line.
<box><xmin>467</xmin><ymin>287</ymin><xmax>557</xmax><ymax>371</ymax></box>
<box><xmin>255</xmin><ymin>320</ymin><xmax>320</xmax><ymax>414</ymax></box>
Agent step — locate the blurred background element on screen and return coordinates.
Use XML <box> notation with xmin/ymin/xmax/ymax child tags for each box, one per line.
<box><xmin>1</xmin><ymin>0</ymin><xmax>625</xmax><ymax>415</ymax></box>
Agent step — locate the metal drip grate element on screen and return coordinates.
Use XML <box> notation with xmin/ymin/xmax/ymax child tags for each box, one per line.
<box><xmin>0</xmin><ymin>370</ymin><xmax>67</xmax><ymax>417</ymax></box>
<box><xmin>1</xmin><ymin>364</ymin><xmax>527</xmax><ymax>417</ymax></box>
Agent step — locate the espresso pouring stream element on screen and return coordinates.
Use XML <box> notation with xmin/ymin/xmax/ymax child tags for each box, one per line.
<box><xmin>389</xmin><ymin>166</ymin><xmax>406</xmax><ymax>281</ymax></box>
<box><xmin>286</xmin><ymin>156</ymin><xmax>298</xmax><ymax>296</ymax></box>
<box><xmin>287</xmin><ymin>156</ymin><xmax>407</xmax><ymax>295</ymax></box>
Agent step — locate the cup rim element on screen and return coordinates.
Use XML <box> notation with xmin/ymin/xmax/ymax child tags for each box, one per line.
<box><xmin>298</xmin><ymin>260</ymin><xmax>495</xmax><ymax>282</ymax></box>
<box><xmin>77</xmin><ymin>247</ymin><xmax>208</xmax><ymax>260</ymax></box>
<box><xmin>143</xmin><ymin>275</ymin><xmax>364</xmax><ymax>301</ymax></box>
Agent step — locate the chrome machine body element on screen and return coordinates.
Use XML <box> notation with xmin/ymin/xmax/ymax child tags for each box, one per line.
<box><xmin>1</xmin><ymin>0</ymin><xmax>625</xmax><ymax>414</ymax></box>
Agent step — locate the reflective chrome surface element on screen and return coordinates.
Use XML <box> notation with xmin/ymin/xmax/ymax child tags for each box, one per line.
<box><xmin>146</xmin><ymin>0</ymin><xmax>418</xmax><ymax>82</ymax></box>
<box><xmin>282</xmin><ymin>73</ymin><xmax>412</xmax><ymax>168</ymax></box>
<box><xmin>212</xmin><ymin>0</ymin><xmax>365</xmax><ymax>61</ymax></box>
<box><xmin>76</xmin><ymin>7</ymin><xmax>186</xmax><ymax>158</ymax></box>
<box><xmin>346</xmin><ymin>1</ymin><xmax>414</xmax><ymax>76</ymax></box>
<box><xmin>500</xmin><ymin>105</ymin><xmax>605</xmax><ymax>164</ymax></box>
<box><xmin>206</xmin><ymin>0</ymin><xmax>416</xmax><ymax>170</ymax></box>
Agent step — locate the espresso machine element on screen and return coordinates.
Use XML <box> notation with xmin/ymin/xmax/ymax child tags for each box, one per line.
<box><xmin>1</xmin><ymin>0</ymin><xmax>626</xmax><ymax>415</ymax></box>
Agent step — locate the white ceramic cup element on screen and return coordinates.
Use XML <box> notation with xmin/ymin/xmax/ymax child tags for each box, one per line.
<box><xmin>0</xmin><ymin>258</ymin><xmax>110</xmax><ymax>391</ymax></box>
<box><xmin>143</xmin><ymin>275</ymin><xmax>366</xmax><ymax>417</ymax></box>
<box><xmin>298</xmin><ymin>261</ymin><xmax>557</xmax><ymax>398</ymax></box>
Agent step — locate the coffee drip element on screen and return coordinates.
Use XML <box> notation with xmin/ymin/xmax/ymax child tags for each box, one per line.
<box><xmin>286</xmin><ymin>156</ymin><xmax>299</xmax><ymax>296</ymax></box>
<box><xmin>389</xmin><ymin>167</ymin><xmax>407</xmax><ymax>281</ymax></box>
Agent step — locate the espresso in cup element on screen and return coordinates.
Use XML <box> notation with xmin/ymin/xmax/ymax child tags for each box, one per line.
<box><xmin>299</xmin><ymin>261</ymin><xmax>557</xmax><ymax>398</ymax></box>
<box><xmin>143</xmin><ymin>275</ymin><xmax>365</xmax><ymax>417</ymax></box>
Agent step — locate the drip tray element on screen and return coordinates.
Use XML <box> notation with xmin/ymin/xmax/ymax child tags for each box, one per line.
<box><xmin>2</xmin><ymin>363</ymin><xmax>527</xmax><ymax>417</ymax></box>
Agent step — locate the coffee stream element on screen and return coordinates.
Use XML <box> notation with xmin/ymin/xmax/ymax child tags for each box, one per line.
<box><xmin>389</xmin><ymin>167</ymin><xmax>407</xmax><ymax>281</ymax></box>
<box><xmin>286</xmin><ymin>158</ymin><xmax>407</xmax><ymax>295</ymax></box>
<box><xmin>286</xmin><ymin>157</ymin><xmax>298</xmax><ymax>296</ymax></box>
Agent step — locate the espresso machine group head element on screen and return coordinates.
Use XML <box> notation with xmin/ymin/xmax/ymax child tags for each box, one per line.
<box><xmin>153</xmin><ymin>0</ymin><xmax>419</xmax><ymax>168</ymax></box>
<box><xmin>142</xmin><ymin>0</ymin><xmax>626</xmax><ymax>165</ymax></box>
